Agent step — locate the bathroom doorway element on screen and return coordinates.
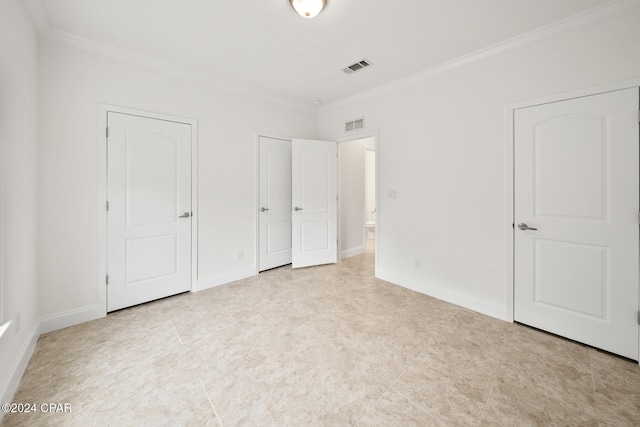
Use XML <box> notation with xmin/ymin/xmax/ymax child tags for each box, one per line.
<box><xmin>365</xmin><ymin>148</ymin><xmax>376</xmax><ymax>254</ymax></box>
<box><xmin>338</xmin><ymin>135</ymin><xmax>377</xmax><ymax>260</ymax></box>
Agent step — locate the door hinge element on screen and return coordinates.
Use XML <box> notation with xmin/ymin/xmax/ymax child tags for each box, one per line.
<box><xmin>106</xmin><ymin>127</ymin><xmax>109</xmax><ymax>138</ymax></box>
<box><xmin>637</xmin><ymin>211</ymin><xmax>640</xmax><ymax>225</ymax></box>
<box><xmin>106</xmin><ymin>201</ymin><xmax>110</xmax><ymax>211</ymax></box>
<box><xmin>106</xmin><ymin>275</ymin><xmax>109</xmax><ymax>285</ymax></box>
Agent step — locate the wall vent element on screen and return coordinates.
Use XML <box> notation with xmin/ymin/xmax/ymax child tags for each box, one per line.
<box><xmin>345</xmin><ymin>117</ymin><xmax>365</xmax><ymax>132</ymax></box>
<box><xmin>343</xmin><ymin>59</ymin><xmax>372</xmax><ymax>75</ymax></box>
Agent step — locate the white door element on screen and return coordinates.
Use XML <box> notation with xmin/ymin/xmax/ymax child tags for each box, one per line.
<box><xmin>107</xmin><ymin>112</ymin><xmax>192</xmax><ymax>311</ymax></box>
<box><xmin>292</xmin><ymin>139</ymin><xmax>338</xmax><ymax>269</ymax></box>
<box><xmin>514</xmin><ymin>88</ymin><xmax>639</xmax><ymax>360</ymax></box>
<box><xmin>259</xmin><ymin>136</ymin><xmax>292</xmax><ymax>271</ymax></box>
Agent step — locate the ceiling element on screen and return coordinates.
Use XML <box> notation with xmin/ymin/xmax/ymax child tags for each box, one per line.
<box><xmin>26</xmin><ymin>0</ymin><xmax>612</xmax><ymax>106</ymax></box>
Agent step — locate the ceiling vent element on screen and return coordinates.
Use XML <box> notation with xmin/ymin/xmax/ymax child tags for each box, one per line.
<box><xmin>343</xmin><ymin>59</ymin><xmax>372</xmax><ymax>75</ymax></box>
<box><xmin>345</xmin><ymin>117</ymin><xmax>365</xmax><ymax>132</ymax></box>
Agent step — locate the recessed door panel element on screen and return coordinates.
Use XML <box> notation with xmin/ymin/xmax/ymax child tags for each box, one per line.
<box><xmin>126</xmin><ymin>133</ymin><xmax>178</xmax><ymax>227</ymax></box>
<box><xmin>301</xmin><ymin>221</ymin><xmax>329</xmax><ymax>252</ymax></box>
<box><xmin>267</xmin><ymin>220</ymin><xmax>292</xmax><ymax>254</ymax></box>
<box><xmin>268</xmin><ymin>147</ymin><xmax>292</xmax><ymax>216</ymax></box>
<box><xmin>534</xmin><ymin>239</ymin><xmax>609</xmax><ymax>320</ymax></box>
<box><xmin>535</xmin><ymin>116</ymin><xmax>607</xmax><ymax>220</ymax></box>
<box><xmin>125</xmin><ymin>234</ymin><xmax>178</xmax><ymax>284</ymax></box>
<box><xmin>301</xmin><ymin>150</ymin><xmax>329</xmax><ymax>214</ymax></box>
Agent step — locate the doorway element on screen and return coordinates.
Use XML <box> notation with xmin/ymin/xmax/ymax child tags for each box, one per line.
<box><xmin>512</xmin><ymin>87</ymin><xmax>639</xmax><ymax>360</ymax></box>
<box><xmin>338</xmin><ymin>136</ymin><xmax>376</xmax><ymax>260</ymax></box>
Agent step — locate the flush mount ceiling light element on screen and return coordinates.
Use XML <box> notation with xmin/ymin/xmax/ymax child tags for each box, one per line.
<box><xmin>289</xmin><ymin>0</ymin><xmax>326</xmax><ymax>19</ymax></box>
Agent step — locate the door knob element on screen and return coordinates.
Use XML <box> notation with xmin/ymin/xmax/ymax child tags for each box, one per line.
<box><xmin>294</xmin><ymin>207</ymin><xmax>303</xmax><ymax>211</ymax></box>
<box><xmin>518</xmin><ymin>223</ymin><xmax>537</xmax><ymax>231</ymax></box>
<box><xmin>179</xmin><ymin>212</ymin><xmax>191</xmax><ymax>218</ymax></box>
<box><xmin>260</xmin><ymin>207</ymin><xmax>270</xmax><ymax>212</ymax></box>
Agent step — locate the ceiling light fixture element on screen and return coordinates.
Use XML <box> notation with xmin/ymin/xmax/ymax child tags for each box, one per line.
<box><xmin>289</xmin><ymin>0</ymin><xmax>326</xmax><ymax>19</ymax></box>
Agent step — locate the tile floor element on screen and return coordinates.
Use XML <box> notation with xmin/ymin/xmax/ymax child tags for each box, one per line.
<box><xmin>3</xmin><ymin>243</ymin><xmax>640</xmax><ymax>426</ymax></box>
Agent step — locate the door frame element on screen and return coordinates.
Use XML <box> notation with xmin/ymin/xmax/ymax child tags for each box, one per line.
<box><xmin>98</xmin><ymin>104</ymin><xmax>199</xmax><ymax>315</ymax></box>
<box><xmin>505</xmin><ymin>78</ymin><xmax>640</xmax><ymax>357</ymax></box>
<box><xmin>338</xmin><ymin>130</ymin><xmax>380</xmax><ymax>276</ymax></box>
<box><xmin>254</xmin><ymin>131</ymin><xmax>293</xmax><ymax>274</ymax></box>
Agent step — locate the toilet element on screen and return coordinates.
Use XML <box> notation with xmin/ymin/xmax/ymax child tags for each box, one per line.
<box><xmin>365</xmin><ymin>220</ymin><xmax>375</xmax><ymax>239</ymax></box>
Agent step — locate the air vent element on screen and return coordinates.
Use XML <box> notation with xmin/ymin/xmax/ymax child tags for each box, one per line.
<box><xmin>343</xmin><ymin>59</ymin><xmax>373</xmax><ymax>75</ymax></box>
<box><xmin>345</xmin><ymin>117</ymin><xmax>365</xmax><ymax>132</ymax></box>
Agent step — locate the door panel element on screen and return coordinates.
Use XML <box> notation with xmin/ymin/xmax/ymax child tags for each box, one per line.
<box><xmin>292</xmin><ymin>139</ymin><xmax>337</xmax><ymax>269</ymax></box>
<box><xmin>259</xmin><ymin>136</ymin><xmax>292</xmax><ymax>271</ymax></box>
<box><xmin>125</xmin><ymin>133</ymin><xmax>178</xmax><ymax>226</ymax></box>
<box><xmin>514</xmin><ymin>88</ymin><xmax>639</xmax><ymax>360</ymax></box>
<box><xmin>107</xmin><ymin>112</ymin><xmax>192</xmax><ymax>311</ymax></box>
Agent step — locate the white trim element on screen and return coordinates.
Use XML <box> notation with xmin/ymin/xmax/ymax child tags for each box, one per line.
<box><xmin>193</xmin><ymin>268</ymin><xmax>257</xmax><ymax>292</ymax></box>
<box><xmin>0</xmin><ymin>323</ymin><xmax>40</xmax><ymax>423</ymax></box>
<box><xmin>377</xmin><ymin>269</ymin><xmax>508</xmax><ymax>322</ymax></box>
<box><xmin>505</xmin><ymin>76</ymin><xmax>640</xmax><ymax>329</ymax></box>
<box><xmin>98</xmin><ymin>104</ymin><xmax>199</xmax><ymax>315</ymax></box>
<box><xmin>337</xmin><ymin>130</ymin><xmax>380</xmax><ymax>276</ymax></box>
<box><xmin>319</xmin><ymin>0</ymin><xmax>640</xmax><ymax>114</ymax></box>
<box><xmin>509</xmin><ymin>76</ymin><xmax>640</xmax><ymax>110</ymax></box>
<box><xmin>40</xmin><ymin>305</ymin><xmax>102</xmax><ymax>334</ymax></box>
<box><xmin>341</xmin><ymin>245</ymin><xmax>365</xmax><ymax>259</ymax></box>
<box><xmin>505</xmin><ymin>105</ymin><xmax>515</xmax><ymax>323</ymax></box>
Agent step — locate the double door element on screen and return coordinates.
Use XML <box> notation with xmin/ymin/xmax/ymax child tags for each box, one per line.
<box><xmin>259</xmin><ymin>137</ymin><xmax>337</xmax><ymax>271</ymax></box>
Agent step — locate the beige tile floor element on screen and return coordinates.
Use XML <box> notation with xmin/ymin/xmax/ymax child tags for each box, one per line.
<box><xmin>3</xmin><ymin>242</ymin><xmax>640</xmax><ymax>426</ymax></box>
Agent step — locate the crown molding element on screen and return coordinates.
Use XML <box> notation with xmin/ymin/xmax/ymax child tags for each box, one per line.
<box><xmin>20</xmin><ymin>0</ymin><xmax>50</xmax><ymax>35</ymax></box>
<box><xmin>21</xmin><ymin>0</ymin><xmax>315</xmax><ymax>114</ymax></box>
<box><xmin>318</xmin><ymin>0</ymin><xmax>640</xmax><ymax>115</ymax></box>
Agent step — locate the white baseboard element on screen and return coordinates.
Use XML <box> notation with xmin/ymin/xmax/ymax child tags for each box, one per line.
<box><xmin>341</xmin><ymin>245</ymin><xmax>365</xmax><ymax>259</ymax></box>
<box><xmin>40</xmin><ymin>305</ymin><xmax>103</xmax><ymax>334</ymax></box>
<box><xmin>376</xmin><ymin>269</ymin><xmax>508</xmax><ymax>321</ymax></box>
<box><xmin>0</xmin><ymin>323</ymin><xmax>40</xmax><ymax>422</ymax></box>
<box><xmin>193</xmin><ymin>267</ymin><xmax>257</xmax><ymax>292</ymax></box>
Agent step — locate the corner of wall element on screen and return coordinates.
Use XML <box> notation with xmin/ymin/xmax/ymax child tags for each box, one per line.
<box><xmin>0</xmin><ymin>322</ymin><xmax>40</xmax><ymax>422</ymax></box>
<box><xmin>39</xmin><ymin>305</ymin><xmax>104</xmax><ymax>334</ymax></box>
<box><xmin>376</xmin><ymin>269</ymin><xmax>509</xmax><ymax>322</ymax></box>
<box><xmin>193</xmin><ymin>268</ymin><xmax>257</xmax><ymax>293</ymax></box>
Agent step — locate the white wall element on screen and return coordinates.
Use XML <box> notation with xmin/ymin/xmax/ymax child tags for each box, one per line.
<box><xmin>365</xmin><ymin>149</ymin><xmax>376</xmax><ymax>225</ymax></box>
<box><xmin>0</xmin><ymin>0</ymin><xmax>40</xmax><ymax>408</ymax></box>
<box><xmin>339</xmin><ymin>138</ymin><xmax>365</xmax><ymax>257</ymax></box>
<box><xmin>37</xmin><ymin>38</ymin><xmax>317</xmax><ymax>324</ymax></box>
<box><xmin>318</xmin><ymin>9</ymin><xmax>640</xmax><ymax>320</ymax></box>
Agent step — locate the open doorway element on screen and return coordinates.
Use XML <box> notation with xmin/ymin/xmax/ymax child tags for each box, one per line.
<box><xmin>365</xmin><ymin>148</ymin><xmax>376</xmax><ymax>254</ymax></box>
<box><xmin>338</xmin><ymin>136</ymin><xmax>376</xmax><ymax>260</ymax></box>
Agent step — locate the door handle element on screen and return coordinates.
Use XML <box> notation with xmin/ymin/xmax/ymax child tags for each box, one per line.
<box><xmin>294</xmin><ymin>207</ymin><xmax>303</xmax><ymax>211</ymax></box>
<box><xmin>260</xmin><ymin>207</ymin><xmax>270</xmax><ymax>212</ymax></box>
<box><xmin>518</xmin><ymin>223</ymin><xmax>537</xmax><ymax>231</ymax></box>
<box><xmin>179</xmin><ymin>212</ymin><xmax>191</xmax><ymax>218</ymax></box>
